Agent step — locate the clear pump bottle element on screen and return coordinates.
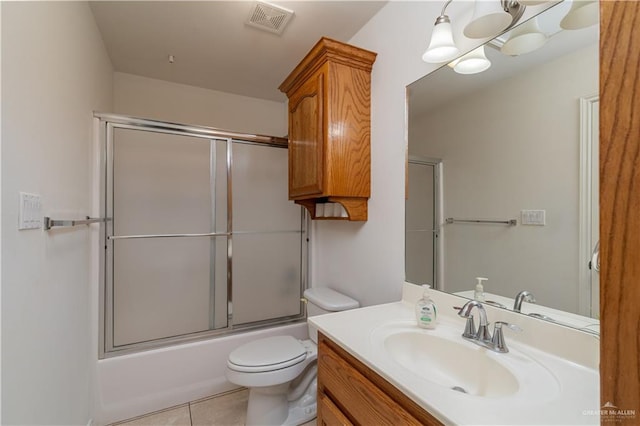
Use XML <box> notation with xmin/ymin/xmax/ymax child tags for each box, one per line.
<box><xmin>474</xmin><ymin>277</ymin><xmax>488</xmax><ymax>302</ymax></box>
<box><xmin>415</xmin><ymin>285</ymin><xmax>437</xmax><ymax>329</ymax></box>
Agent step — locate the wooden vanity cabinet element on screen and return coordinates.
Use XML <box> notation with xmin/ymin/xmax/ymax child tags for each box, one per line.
<box><xmin>317</xmin><ymin>332</ymin><xmax>443</xmax><ymax>426</ymax></box>
<box><xmin>279</xmin><ymin>37</ymin><xmax>376</xmax><ymax>221</ymax></box>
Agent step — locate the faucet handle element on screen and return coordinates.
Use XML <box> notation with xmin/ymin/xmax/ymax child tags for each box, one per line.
<box><xmin>495</xmin><ymin>321</ymin><xmax>522</xmax><ymax>332</ymax></box>
<box><xmin>491</xmin><ymin>321</ymin><xmax>522</xmax><ymax>353</ymax></box>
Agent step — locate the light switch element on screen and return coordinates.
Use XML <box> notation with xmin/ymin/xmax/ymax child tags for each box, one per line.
<box><xmin>19</xmin><ymin>192</ymin><xmax>42</xmax><ymax>230</ymax></box>
<box><xmin>521</xmin><ymin>209</ymin><xmax>545</xmax><ymax>226</ymax></box>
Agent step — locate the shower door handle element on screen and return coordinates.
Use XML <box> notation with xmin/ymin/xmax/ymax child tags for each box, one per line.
<box><xmin>108</xmin><ymin>232</ymin><xmax>232</xmax><ymax>240</ymax></box>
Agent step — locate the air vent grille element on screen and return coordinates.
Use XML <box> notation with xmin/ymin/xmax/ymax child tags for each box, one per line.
<box><xmin>246</xmin><ymin>1</ymin><xmax>294</xmax><ymax>35</ymax></box>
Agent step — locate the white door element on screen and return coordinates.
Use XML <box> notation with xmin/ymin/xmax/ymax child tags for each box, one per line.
<box><xmin>579</xmin><ymin>95</ymin><xmax>599</xmax><ymax>318</ymax></box>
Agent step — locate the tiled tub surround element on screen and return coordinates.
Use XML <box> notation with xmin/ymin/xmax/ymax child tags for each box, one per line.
<box><xmin>310</xmin><ymin>282</ymin><xmax>600</xmax><ymax>425</ymax></box>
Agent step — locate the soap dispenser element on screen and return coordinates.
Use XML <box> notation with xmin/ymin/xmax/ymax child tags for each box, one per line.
<box><xmin>415</xmin><ymin>285</ymin><xmax>437</xmax><ymax>329</ymax></box>
<box><xmin>474</xmin><ymin>277</ymin><xmax>488</xmax><ymax>302</ymax></box>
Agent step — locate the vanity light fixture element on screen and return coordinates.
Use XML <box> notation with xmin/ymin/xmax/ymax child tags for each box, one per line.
<box><xmin>424</xmin><ymin>0</ymin><xmax>527</xmax><ymax>64</ymax></box>
<box><xmin>560</xmin><ymin>0</ymin><xmax>598</xmax><ymax>30</ymax></box>
<box><xmin>464</xmin><ymin>0</ymin><xmax>513</xmax><ymax>39</ymax></box>
<box><xmin>422</xmin><ymin>0</ymin><xmax>460</xmax><ymax>63</ymax></box>
<box><xmin>500</xmin><ymin>17</ymin><xmax>548</xmax><ymax>56</ymax></box>
<box><xmin>449</xmin><ymin>46</ymin><xmax>492</xmax><ymax>74</ymax></box>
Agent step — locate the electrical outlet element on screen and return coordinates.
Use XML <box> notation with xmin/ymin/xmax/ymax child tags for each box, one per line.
<box><xmin>19</xmin><ymin>192</ymin><xmax>42</xmax><ymax>230</ymax></box>
<box><xmin>521</xmin><ymin>209</ymin><xmax>545</xmax><ymax>226</ymax></box>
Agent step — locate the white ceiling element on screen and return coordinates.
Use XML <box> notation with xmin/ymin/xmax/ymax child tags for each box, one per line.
<box><xmin>90</xmin><ymin>1</ymin><xmax>388</xmax><ymax>103</ymax></box>
<box><xmin>408</xmin><ymin>1</ymin><xmax>599</xmax><ymax>119</ymax></box>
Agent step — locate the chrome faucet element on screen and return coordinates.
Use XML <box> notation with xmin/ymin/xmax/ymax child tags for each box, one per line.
<box><xmin>458</xmin><ymin>300</ymin><xmax>522</xmax><ymax>353</ymax></box>
<box><xmin>513</xmin><ymin>290</ymin><xmax>536</xmax><ymax>312</ymax></box>
<box><xmin>457</xmin><ymin>300</ymin><xmax>491</xmax><ymax>344</ymax></box>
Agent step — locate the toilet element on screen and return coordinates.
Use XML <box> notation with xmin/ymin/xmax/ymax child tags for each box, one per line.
<box><xmin>226</xmin><ymin>287</ymin><xmax>359</xmax><ymax>426</ymax></box>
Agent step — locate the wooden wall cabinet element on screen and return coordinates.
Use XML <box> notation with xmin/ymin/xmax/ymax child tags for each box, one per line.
<box><xmin>279</xmin><ymin>37</ymin><xmax>376</xmax><ymax>221</ymax></box>
<box><xmin>317</xmin><ymin>332</ymin><xmax>443</xmax><ymax>426</ymax></box>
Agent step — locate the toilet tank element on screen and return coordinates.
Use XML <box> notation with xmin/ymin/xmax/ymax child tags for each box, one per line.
<box><xmin>303</xmin><ymin>287</ymin><xmax>359</xmax><ymax>343</ymax></box>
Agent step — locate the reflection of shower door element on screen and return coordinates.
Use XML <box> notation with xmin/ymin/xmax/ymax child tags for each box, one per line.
<box><xmin>100</xmin><ymin>116</ymin><xmax>306</xmax><ymax>356</ymax></box>
<box><xmin>406</xmin><ymin>158</ymin><xmax>442</xmax><ymax>289</ymax></box>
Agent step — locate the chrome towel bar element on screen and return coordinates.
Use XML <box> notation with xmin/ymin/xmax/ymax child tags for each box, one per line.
<box><xmin>44</xmin><ymin>216</ymin><xmax>110</xmax><ymax>231</ymax></box>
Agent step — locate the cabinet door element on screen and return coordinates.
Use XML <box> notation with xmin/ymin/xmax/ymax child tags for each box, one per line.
<box><xmin>318</xmin><ymin>340</ymin><xmax>425</xmax><ymax>425</ymax></box>
<box><xmin>288</xmin><ymin>71</ymin><xmax>324</xmax><ymax>198</ymax></box>
<box><xmin>318</xmin><ymin>393</ymin><xmax>353</xmax><ymax>426</ymax></box>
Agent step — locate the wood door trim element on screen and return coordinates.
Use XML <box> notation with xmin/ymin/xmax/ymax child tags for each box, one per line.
<box><xmin>600</xmin><ymin>0</ymin><xmax>640</xmax><ymax>420</ymax></box>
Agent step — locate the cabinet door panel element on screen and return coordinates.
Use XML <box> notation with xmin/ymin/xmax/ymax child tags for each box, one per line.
<box><xmin>318</xmin><ymin>340</ymin><xmax>423</xmax><ymax>425</ymax></box>
<box><xmin>319</xmin><ymin>393</ymin><xmax>353</xmax><ymax>426</ymax></box>
<box><xmin>288</xmin><ymin>72</ymin><xmax>324</xmax><ymax>198</ymax></box>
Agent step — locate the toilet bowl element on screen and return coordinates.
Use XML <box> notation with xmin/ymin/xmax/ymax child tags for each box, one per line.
<box><xmin>226</xmin><ymin>287</ymin><xmax>359</xmax><ymax>426</ymax></box>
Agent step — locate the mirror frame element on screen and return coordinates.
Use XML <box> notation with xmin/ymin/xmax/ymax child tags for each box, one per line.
<box><xmin>600</xmin><ymin>0</ymin><xmax>639</xmax><ymax>415</ymax></box>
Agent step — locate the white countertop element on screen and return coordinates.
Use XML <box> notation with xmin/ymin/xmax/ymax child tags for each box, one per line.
<box><xmin>309</xmin><ymin>283</ymin><xmax>600</xmax><ymax>426</ymax></box>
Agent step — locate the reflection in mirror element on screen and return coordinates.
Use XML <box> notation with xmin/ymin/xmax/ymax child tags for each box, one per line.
<box><xmin>406</xmin><ymin>2</ymin><xmax>599</xmax><ymax>332</ymax></box>
<box><xmin>406</xmin><ymin>158</ymin><xmax>442</xmax><ymax>288</ymax></box>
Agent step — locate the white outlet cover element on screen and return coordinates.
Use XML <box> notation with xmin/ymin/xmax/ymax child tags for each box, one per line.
<box><xmin>521</xmin><ymin>209</ymin><xmax>546</xmax><ymax>226</ymax></box>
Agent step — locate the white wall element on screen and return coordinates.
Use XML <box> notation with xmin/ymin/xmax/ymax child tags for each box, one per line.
<box><xmin>113</xmin><ymin>72</ymin><xmax>287</xmax><ymax>136</ymax></box>
<box><xmin>1</xmin><ymin>2</ymin><xmax>113</xmax><ymax>424</ymax></box>
<box><xmin>310</xmin><ymin>2</ymin><xmax>440</xmax><ymax>307</ymax></box>
<box><xmin>410</xmin><ymin>45</ymin><xmax>598</xmax><ymax>313</ymax></box>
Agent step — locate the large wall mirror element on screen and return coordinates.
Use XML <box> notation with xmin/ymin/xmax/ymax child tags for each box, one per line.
<box><xmin>406</xmin><ymin>1</ymin><xmax>599</xmax><ymax>331</ymax></box>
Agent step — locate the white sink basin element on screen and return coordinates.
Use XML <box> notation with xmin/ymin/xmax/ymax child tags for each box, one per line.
<box><xmin>371</xmin><ymin>321</ymin><xmax>560</xmax><ymax>401</ymax></box>
<box><xmin>384</xmin><ymin>330</ymin><xmax>519</xmax><ymax>397</ymax></box>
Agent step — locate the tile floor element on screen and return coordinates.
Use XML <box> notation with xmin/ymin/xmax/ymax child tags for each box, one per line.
<box><xmin>112</xmin><ymin>388</ymin><xmax>316</xmax><ymax>426</ymax></box>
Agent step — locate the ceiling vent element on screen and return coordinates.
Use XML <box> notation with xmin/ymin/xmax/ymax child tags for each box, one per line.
<box><xmin>246</xmin><ymin>1</ymin><xmax>294</xmax><ymax>35</ymax></box>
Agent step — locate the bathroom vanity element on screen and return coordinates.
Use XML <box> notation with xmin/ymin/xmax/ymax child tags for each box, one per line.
<box><xmin>317</xmin><ymin>333</ymin><xmax>440</xmax><ymax>425</ymax></box>
<box><xmin>311</xmin><ymin>283</ymin><xmax>600</xmax><ymax>425</ymax></box>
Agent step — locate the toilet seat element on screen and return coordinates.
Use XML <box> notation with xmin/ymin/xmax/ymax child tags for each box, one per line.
<box><xmin>227</xmin><ymin>335</ymin><xmax>308</xmax><ymax>373</ymax></box>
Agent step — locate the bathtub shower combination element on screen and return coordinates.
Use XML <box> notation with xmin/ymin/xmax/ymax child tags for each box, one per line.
<box><xmin>95</xmin><ymin>113</ymin><xmax>308</xmax><ymax>357</ymax></box>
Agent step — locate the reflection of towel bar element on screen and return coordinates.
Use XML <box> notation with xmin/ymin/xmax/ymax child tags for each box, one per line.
<box><xmin>44</xmin><ymin>216</ymin><xmax>109</xmax><ymax>231</ymax></box>
<box><xmin>445</xmin><ymin>218</ymin><xmax>517</xmax><ymax>226</ymax></box>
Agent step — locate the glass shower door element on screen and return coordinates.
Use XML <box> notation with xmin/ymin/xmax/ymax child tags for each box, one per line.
<box><xmin>231</xmin><ymin>142</ymin><xmax>304</xmax><ymax>325</ymax></box>
<box><xmin>107</xmin><ymin>128</ymin><xmax>228</xmax><ymax>348</ymax></box>
<box><xmin>100</xmin><ymin>115</ymin><xmax>308</xmax><ymax>356</ymax></box>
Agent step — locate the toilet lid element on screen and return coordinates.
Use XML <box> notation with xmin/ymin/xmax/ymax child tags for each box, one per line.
<box><xmin>228</xmin><ymin>336</ymin><xmax>307</xmax><ymax>373</ymax></box>
<box><xmin>304</xmin><ymin>287</ymin><xmax>359</xmax><ymax>311</ymax></box>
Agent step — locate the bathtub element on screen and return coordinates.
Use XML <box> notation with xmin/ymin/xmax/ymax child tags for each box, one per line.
<box><xmin>92</xmin><ymin>322</ymin><xmax>308</xmax><ymax>425</ymax></box>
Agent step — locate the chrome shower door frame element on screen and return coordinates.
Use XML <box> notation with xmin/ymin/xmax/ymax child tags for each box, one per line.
<box><xmin>96</xmin><ymin>113</ymin><xmax>308</xmax><ymax>358</ymax></box>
